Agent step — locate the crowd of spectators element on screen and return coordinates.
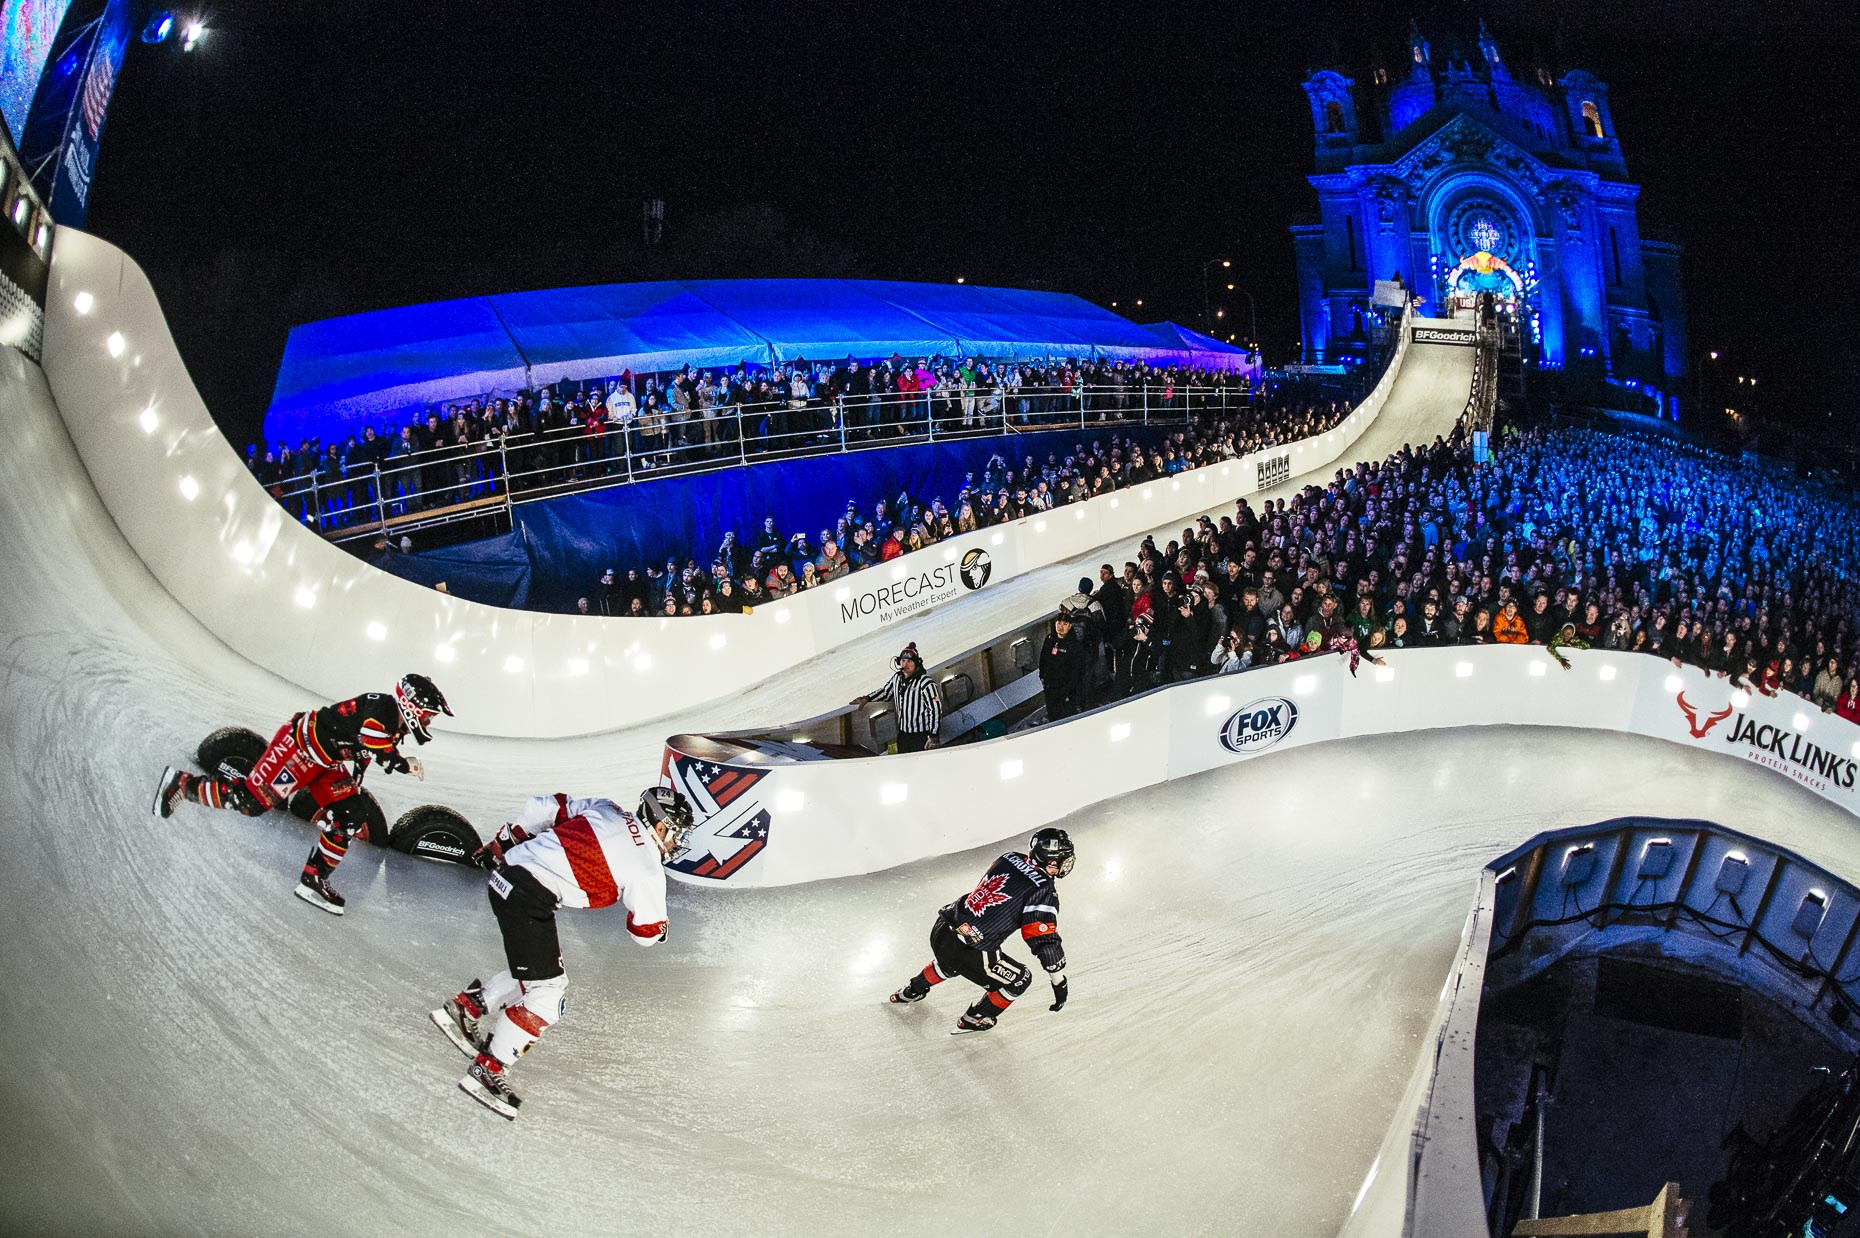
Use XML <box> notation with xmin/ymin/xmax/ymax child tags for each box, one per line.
<box><xmin>570</xmin><ymin>394</ymin><xmax>1352</xmax><ymax>617</ymax></box>
<box><xmin>1031</xmin><ymin>425</ymin><xmax>1860</xmax><ymax>724</ymax></box>
<box><xmin>245</xmin><ymin>352</ymin><xmax>1257</xmax><ymax>531</ymax></box>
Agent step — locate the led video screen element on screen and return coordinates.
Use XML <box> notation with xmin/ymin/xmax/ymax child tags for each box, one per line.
<box><xmin>0</xmin><ymin>0</ymin><xmax>74</xmax><ymax>144</ymax></box>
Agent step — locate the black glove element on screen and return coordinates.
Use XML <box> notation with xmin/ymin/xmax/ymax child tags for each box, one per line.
<box><xmin>1049</xmin><ymin>975</ymin><xmax>1069</xmax><ymax>1013</ymax></box>
<box><xmin>376</xmin><ymin>751</ymin><xmax>411</xmax><ymax>776</ymax></box>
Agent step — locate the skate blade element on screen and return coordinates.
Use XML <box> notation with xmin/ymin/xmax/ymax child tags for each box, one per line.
<box><xmin>429</xmin><ymin>1008</ymin><xmax>478</xmax><ymax>1058</ymax></box>
<box><xmin>292</xmin><ymin>884</ymin><xmax>344</xmax><ymax>916</ymax></box>
<box><xmin>458</xmin><ymin>1075</ymin><xmax>518</xmax><ymax>1120</ymax></box>
<box><xmin>949</xmin><ymin>1023</ymin><xmax>996</xmax><ymax>1036</ymax></box>
<box><xmin>151</xmin><ymin>766</ymin><xmax>177</xmax><ymax>818</ymax></box>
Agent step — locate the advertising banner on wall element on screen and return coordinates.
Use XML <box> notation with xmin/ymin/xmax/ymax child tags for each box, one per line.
<box><xmin>1630</xmin><ymin>667</ymin><xmax>1859</xmax><ymax>812</ymax></box>
<box><xmin>659</xmin><ymin>745</ymin><xmax>776</xmax><ymax>883</ymax></box>
<box><xmin>1163</xmin><ymin>663</ymin><xmax>1346</xmax><ymax>783</ymax></box>
<box><xmin>796</xmin><ymin>524</ymin><xmax>1017</xmax><ymax>644</ymax></box>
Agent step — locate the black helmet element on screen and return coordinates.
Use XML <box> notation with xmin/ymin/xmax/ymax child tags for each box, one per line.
<box><xmin>639</xmin><ymin>786</ymin><xmax>696</xmax><ymax>859</ymax></box>
<box><xmin>1029</xmin><ymin>827</ymin><xmax>1075</xmax><ymax>878</ymax></box>
<box><xmin>395</xmin><ymin>673</ymin><xmax>452</xmax><ymax>745</ymax></box>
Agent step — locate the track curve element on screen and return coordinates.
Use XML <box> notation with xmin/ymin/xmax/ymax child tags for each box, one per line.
<box><xmin>11</xmin><ymin>306</ymin><xmax>1809</xmax><ymax>1238</ymax></box>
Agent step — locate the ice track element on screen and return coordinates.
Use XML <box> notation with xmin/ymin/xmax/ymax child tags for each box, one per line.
<box><xmin>13</xmin><ymin>315</ymin><xmax>1858</xmax><ymax>1238</ymax></box>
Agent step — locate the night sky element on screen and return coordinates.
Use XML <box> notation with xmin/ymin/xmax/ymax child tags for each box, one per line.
<box><xmin>83</xmin><ymin>0</ymin><xmax>1859</xmax><ymax>449</ymax></box>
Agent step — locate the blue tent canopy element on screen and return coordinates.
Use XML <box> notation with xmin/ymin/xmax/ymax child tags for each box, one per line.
<box><xmin>1139</xmin><ymin>321</ymin><xmax>1260</xmax><ymax>370</ymax></box>
<box><xmin>265</xmin><ymin>278</ymin><xmax>1254</xmax><ymax>444</ymax></box>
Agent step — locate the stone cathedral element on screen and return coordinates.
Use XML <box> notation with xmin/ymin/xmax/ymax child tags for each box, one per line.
<box><xmin>1292</xmin><ymin>21</ymin><xmax>1687</xmax><ymax>414</ymax></box>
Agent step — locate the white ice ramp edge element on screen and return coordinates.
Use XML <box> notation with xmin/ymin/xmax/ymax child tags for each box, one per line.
<box><xmin>663</xmin><ymin>648</ymin><xmax>1860</xmax><ymax>887</ymax></box>
<box><xmin>37</xmin><ymin>226</ymin><xmax>1428</xmax><ymax>737</ymax></box>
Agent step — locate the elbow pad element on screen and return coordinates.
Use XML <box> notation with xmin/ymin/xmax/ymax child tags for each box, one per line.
<box><xmin>626</xmin><ymin>913</ymin><xmax>668</xmax><ymax>947</ymax></box>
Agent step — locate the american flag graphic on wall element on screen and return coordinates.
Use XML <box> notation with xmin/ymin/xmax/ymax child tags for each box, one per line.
<box><xmin>658</xmin><ymin>747</ymin><xmax>772</xmax><ymax>882</ymax></box>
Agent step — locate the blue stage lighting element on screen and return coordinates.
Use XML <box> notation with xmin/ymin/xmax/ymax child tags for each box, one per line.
<box><xmin>142</xmin><ymin>11</ymin><xmax>175</xmax><ymax>43</ymax></box>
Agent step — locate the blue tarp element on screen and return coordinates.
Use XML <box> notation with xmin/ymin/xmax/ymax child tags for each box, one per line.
<box><xmin>266</xmin><ymin>279</ymin><xmax>1253</xmax><ymax>444</ymax></box>
<box><xmin>381</xmin><ymin>427</ymin><xmax>1163</xmax><ymax>613</ymax></box>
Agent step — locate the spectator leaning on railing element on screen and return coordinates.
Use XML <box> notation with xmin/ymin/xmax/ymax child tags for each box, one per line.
<box><xmin>253</xmin><ymin>348</ymin><xmax>1278</xmax><ymax>526</ymax></box>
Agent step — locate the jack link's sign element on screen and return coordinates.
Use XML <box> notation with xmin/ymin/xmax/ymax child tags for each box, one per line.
<box><xmin>1651</xmin><ymin>686</ymin><xmax>1860</xmax><ymax>804</ymax></box>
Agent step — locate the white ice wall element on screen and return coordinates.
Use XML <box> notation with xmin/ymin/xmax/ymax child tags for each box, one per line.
<box><xmin>36</xmin><ymin>227</ymin><xmax>1418</xmax><ymax>738</ymax></box>
<box><xmin>665</xmin><ymin>648</ymin><xmax>1860</xmax><ymax>887</ymax></box>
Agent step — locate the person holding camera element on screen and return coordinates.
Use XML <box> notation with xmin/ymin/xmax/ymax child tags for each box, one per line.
<box><xmin>855</xmin><ymin>643</ymin><xmax>943</xmax><ymax>752</ymax></box>
<box><xmin>1211</xmin><ymin>626</ymin><xmax>1253</xmax><ymax>674</ymax></box>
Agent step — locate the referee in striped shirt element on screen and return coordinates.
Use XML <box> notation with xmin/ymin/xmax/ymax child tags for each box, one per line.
<box><xmin>856</xmin><ymin>642</ymin><xmax>943</xmax><ymax>752</ymax></box>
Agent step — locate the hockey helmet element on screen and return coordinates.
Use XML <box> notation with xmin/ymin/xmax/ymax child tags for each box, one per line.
<box><xmin>395</xmin><ymin>673</ymin><xmax>453</xmax><ymax>744</ymax></box>
<box><xmin>639</xmin><ymin>786</ymin><xmax>696</xmax><ymax>860</ymax></box>
<box><xmin>1029</xmin><ymin>827</ymin><xmax>1076</xmax><ymax>878</ymax></box>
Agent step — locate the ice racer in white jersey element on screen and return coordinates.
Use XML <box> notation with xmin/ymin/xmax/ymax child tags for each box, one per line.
<box><xmin>888</xmin><ymin>828</ymin><xmax>1076</xmax><ymax>1034</ymax></box>
<box><xmin>429</xmin><ymin>787</ymin><xmax>694</xmax><ymax>1119</ymax></box>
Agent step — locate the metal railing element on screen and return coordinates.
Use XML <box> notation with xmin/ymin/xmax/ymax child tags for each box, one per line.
<box><xmin>262</xmin><ymin>379</ymin><xmax>1253</xmax><ymax>545</ymax></box>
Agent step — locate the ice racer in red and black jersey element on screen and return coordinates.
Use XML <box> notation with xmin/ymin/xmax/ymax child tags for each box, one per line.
<box><xmin>152</xmin><ymin>674</ymin><xmax>452</xmax><ymax>915</ymax></box>
<box><xmin>888</xmin><ymin>828</ymin><xmax>1075</xmax><ymax>1034</ymax></box>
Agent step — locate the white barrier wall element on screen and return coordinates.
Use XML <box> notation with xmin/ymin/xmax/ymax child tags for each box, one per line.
<box><xmin>37</xmin><ymin>227</ymin><xmax>1414</xmax><ymax>737</ymax></box>
<box><xmin>661</xmin><ymin>647</ymin><xmax>1860</xmax><ymax>887</ymax></box>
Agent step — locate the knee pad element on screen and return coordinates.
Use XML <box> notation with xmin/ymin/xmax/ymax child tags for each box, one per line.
<box><xmin>986</xmin><ymin>955</ymin><xmax>1031</xmax><ymax>998</ymax></box>
<box><xmin>225</xmin><ymin>781</ymin><xmax>268</xmax><ymax>817</ymax></box>
<box><xmin>322</xmin><ymin>793</ymin><xmax>375</xmax><ymax>839</ymax></box>
<box><xmin>485</xmin><ymin>973</ymin><xmax>567</xmax><ymax>1065</ymax></box>
<box><xmin>517</xmin><ymin>973</ymin><xmax>568</xmax><ymax>1030</ymax></box>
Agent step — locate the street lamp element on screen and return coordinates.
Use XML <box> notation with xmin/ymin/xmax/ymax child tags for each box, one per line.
<box><xmin>1694</xmin><ymin>349</ymin><xmax>1721</xmax><ymax>418</ymax></box>
<box><xmin>1226</xmin><ymin>286</ymin><xmax>1258</xmax><ymax>351</ymax></box>
<box><xmin>1201</xmin><ymin>259</ymin><xmax>1231</xmax><ymax>331</ymax></box>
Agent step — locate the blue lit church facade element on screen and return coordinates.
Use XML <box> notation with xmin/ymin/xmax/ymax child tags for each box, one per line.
<box><xmin>1292</xmin><ymin>22</ymin><xmax>1686</xmax><ymax>414</ymax></box>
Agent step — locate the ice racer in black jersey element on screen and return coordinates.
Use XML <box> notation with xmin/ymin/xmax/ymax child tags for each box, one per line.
<box><xmin>152</xmin><ymin>674</ymin><xmax>452</xmax><ymax>914</ymax></box>
<box><xmin>888</xmin><ymin>828</ymin><xmax>1075</xmax><ymax>1034</ymax></box>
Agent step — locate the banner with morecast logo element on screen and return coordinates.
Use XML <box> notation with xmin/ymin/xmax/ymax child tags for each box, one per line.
<box><xmin>801</xmin><ymin>524</ymin><xmax>1017</xmax><ymax>641</ymax></box>
<box><xmin>1630</xmin><ymin>666</ymin><xmax>1860</xmax><ymax>811</ymax></box>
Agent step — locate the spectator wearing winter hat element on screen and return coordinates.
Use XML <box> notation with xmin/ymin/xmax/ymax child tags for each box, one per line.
<box><xmin>855</xmin><ymin>643</ymin><xmax>943</xmax><ymax>752</ymax></box>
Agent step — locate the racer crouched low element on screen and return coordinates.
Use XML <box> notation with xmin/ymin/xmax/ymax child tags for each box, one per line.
<box><xmin>430</xmin><ymin>786</ymin><xmax>695</xmax><ymax>1119</ymax></box>
<box><xmin>889</xmin><ymin>828</ymin><xmax>1075</xmax><ymax>1034</ymax></box>
<box><xmin>151</xmin><ymin>674</ymin><xmax>452</xmax><ymax>915</ymax></box>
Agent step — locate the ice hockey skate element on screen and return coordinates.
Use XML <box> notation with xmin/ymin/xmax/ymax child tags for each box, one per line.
<box><xmin>887</xmin><ymin>984</ymin><xmax>926</xmax><ymax>1005</ymax></box>
<box><xmin>429</xmin><ymin>982</ymin><xmax>487</xmax><ymax>1057</ymax></box>
<box><xmin>293</xmin><ymin>874</ymin><xmax>345</xmax><ymax>916</ymax></box>
<box><xmin>459</xmin><ymin>1054</ymin><xmax>521</xmax><ymax>1120</ymax></box>
<box><xmin>151</xmin><ymin>765</ymin><xmax>186</xmax><ymax>819</ymax></box>
<box><xmin>950</xmin><ymin>1012</ymin><xmax>997</xmax><ymax>1035</ymax></box>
